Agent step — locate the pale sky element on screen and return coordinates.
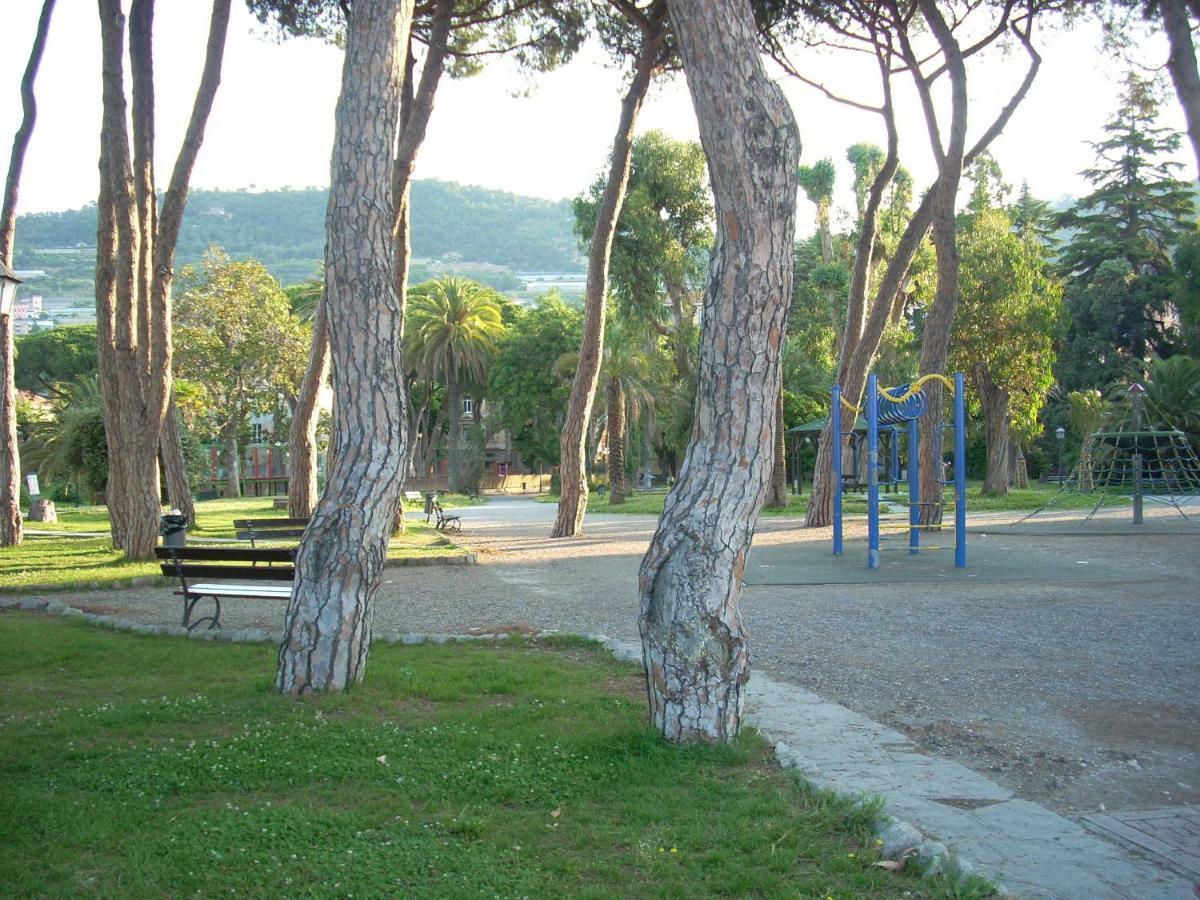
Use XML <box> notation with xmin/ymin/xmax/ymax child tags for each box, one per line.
<box><xmin>1</xmin><ymin>2</ymin><xmax>1192</xmax><ymax>234</ymax></box>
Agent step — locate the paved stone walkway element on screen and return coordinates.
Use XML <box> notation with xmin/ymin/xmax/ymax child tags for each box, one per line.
<box><xmin>1083</xmin><ymin>807</ymin><xmax>1200</xmax><ymax>881</ymax></box>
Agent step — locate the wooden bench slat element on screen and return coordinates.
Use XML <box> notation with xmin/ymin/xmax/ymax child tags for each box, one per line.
<box><xmin>235</xmin><ymin>529</ymin><xmax>307</xmax><ymax>541</ymax></box>
<box><xmin>160</xmin><ymin>563</ymin><xmax>295</xmax><ymax>581</ymax></box>
<box><xmin>155</xmin><ymin>547</ymin><xmax>294</xmax><ymax>563</ymax></box>
<box><xmin>233</xmin><ymin>518</ymin><xmax>311</xmax><ymax>528</ymax></box>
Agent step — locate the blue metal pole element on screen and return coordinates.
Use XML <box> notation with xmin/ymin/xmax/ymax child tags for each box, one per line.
<box><xmin>867</xmin><ymin>374</ymin><xmax>880</xmax><ymax>569</ymax></box>
<box><xmin>909</xmin><ymin>414</ymin><xmax>920</xmax><ymax>555</ymax></box>
<box><xmin>954</xmin><ymin>371</ymin><xmax>967</xmax><ymax>568</ymax></box>
<box><xmin>832</xmin><ymin>385</ymin><xmax>843</xmax><ymax>556</ymax></box>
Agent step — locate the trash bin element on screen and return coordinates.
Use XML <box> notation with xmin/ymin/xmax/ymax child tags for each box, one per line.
<box><xmin>160</xmin><ymin>510</ymin><xmax>188</xmax><ymax>548</ymax></box>
<box><xmin>423</xmin><ymin>492</ymin><xmax>437</xmax><ymax>522</ymax></box>
<box><xmin>597</xmin><ymin>484</ymin><xmax>606</xmax><ymax>497</ymax></box>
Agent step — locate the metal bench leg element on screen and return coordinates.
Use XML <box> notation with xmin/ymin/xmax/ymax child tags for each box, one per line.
<box><xmin>183</xmin><ymin>594</ymin><xmax>222</xmax><ymax>632</ymax></box>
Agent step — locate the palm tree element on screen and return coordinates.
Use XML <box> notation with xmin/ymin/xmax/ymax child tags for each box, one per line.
<box><xmin>1143</xmin><ymin>355</ymin><xmax>1200</xmax><ymax>438</ymax></box>
<box><xmin>599</xmin><ymin>319</ymin><xmax>667</xmax><ymax>504</ymax></box>
<box><xmin>406</xmin><ymin>278</ymin><xmax>506</xmax><ymax>492</ymax></box>
<box><xmin>21</xmin><ymin>374</ymin><xmax>109</xmax><ymax>504</ymax></box>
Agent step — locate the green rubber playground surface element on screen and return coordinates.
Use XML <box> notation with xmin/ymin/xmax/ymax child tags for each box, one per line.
<box><xmin>743</xmin><ymin>533</ymin><xmax>1140</xmax><ymax>586</ymax></box>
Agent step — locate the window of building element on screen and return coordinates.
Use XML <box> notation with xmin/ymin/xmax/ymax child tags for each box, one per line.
<box><xmin>462</xmin><ymin>425</ymin><xmax>471</xmax><ymax>442</ymax></box>
<box><xmin>250</xmin><ymin>423</ymin><xmax>265</xmax><ymax>443</ymax></box>
<box><xmin>461</xmin><ymin>397</ymin><xmax>473</xmax><ymax>416</ymax></box>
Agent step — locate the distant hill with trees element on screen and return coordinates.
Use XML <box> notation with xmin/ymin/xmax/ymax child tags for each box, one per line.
<box><xmin>14</xmin><ymin>181</ymin><xmax>584</xmax><ymax>296</ymax></box>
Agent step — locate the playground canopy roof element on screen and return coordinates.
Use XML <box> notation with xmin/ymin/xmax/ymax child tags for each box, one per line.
<box><xmin>788</xmin><ymin>416</ymin><xmax>867</xmax><ymax>435</ymax></box>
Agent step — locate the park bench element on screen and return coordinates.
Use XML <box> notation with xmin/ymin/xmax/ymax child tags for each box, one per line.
<box><xmin>403</xmin><ymin>490</ymin><xmax>424</xmax><ymax>506</ymax></box>
<box><xmin>431</xmin><ymin>501</ymin><xmax>461</xmax><ymax>533</ymax></box>
<box><xmin>155</xmin><ymin>546</ymin><xmax>294</xmax><ymax>631</ymax></box>
<box><xmin>233</xmin><ymin>517</ymin><xmax>310</xmax><ymax>548</ymax></box>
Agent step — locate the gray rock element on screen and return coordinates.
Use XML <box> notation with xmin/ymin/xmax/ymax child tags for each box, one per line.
<box><xmin>60</xmin><ymin>606</ymin><xmax>82</xmax><ymax>617</ymax></box>
<box><xmin>44</xmin><ymin>599</ymin><xmax>66</xmax><ymax>614</ymax></box>
<box><xmin>427</xmin><ymin>634</ymin><xmax>451</xmax><ymax>644</ymax></box>
<box><xmin>0</xmin><ymin>597</ymin><xmax>20</xmax><ymax>610</ymax></box>
<box><xmin>401</xmin><ymin>633</ymin><xmax>426</xmax><ymax>645</ymax></box>
<box><xmin>19</xmin><ymin>597</ymin><xmax>47</xmax><ymax>611</ymax></box>
<box><xmin>917</xmin><ymin>840</ymin><xmax>948</xmax><ymax>878</ymax></box>
<box><xmin>877</xmin><ymin>821</ymin><xmax>923</xmax><ymax>860</ymax></box>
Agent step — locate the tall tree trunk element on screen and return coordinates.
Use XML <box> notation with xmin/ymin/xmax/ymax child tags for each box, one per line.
<box><xmin>1162</xmin><ymin>0</ymin><xmax>1200</xmax><ymax>175</ymax></box>
<box><xmin>607</xmin><ymin>377</ymin><xmax>626</xmax><ymax>504</ymax></box>
<box><xmin>287</xmin><ymin>293</ymin><xmax>329</xmax><ymax>517</ymax></box>
<box><xmin>552</xmin><ymin>17</ymin><xmax>665</xmax><ymax>538</ymax></box>
<box><xmin>159</xmin><ymin>395</ymin><xmax>195</xmax><ymax>526</ymax></box>
<box><xmin>639</xmin><ymin>0</ymin><xmax>799</xmax><ymax>743</ymax></box>
<box><xmin>766</xmin><ymin>388</ymin><xmax>788</xmax><ymax>507</ymax></box>
<box><xmin>95</xmin><ymin>0</ymin><xmax>230</xmax><ymax>560</ymax></box>
<box><xmin>445</xmin><ymin>376</ymin><xmax>464</xmax><ymax>492</ymax></box>
<box><xmin>223</xmin><ymin>422</ymin><xmax>240</xmax><ymax>498</ymax></box>
<box><xmin>0</xmin><ymin>0</ymin><xmax>55</xmax><ymax>547</ymax></box>
<box><xmin>913</xmin><ymin>0</ymin><xmax>969</xmax><ymax>526</ymax></box>
<box><xmin>277</xmin><ymin>0</ymin><xmax>413</xmax><ymax>695</ymax></box>
<box><xmin>974</xmin><ymin>362</ymin><xmax>1010</xmax><ymax>496</ymax></box>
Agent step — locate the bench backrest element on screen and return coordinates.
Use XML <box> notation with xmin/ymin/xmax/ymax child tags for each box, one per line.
<box><xmin>155</xmin><ymin>546</ymin><xmax>295</xmax><ymax>584</ymax></box>
<box><xmin>232</xmin><ymin>517</ymin><xmax>311</xmax><ymax>545</ymax></box>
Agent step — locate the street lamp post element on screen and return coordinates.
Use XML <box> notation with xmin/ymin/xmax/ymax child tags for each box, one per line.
<box><xmin>0</xmin><ymin>262</ymin><xmax>23</xmax><ymax>546</ymax></box>
<box><xmin>1054</xmin><ymin>426</ymin><xmax>1066</xmax><ymax>485</ymax></box>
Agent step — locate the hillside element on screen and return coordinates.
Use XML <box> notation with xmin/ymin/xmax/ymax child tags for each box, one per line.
<box><xmin>14</xmin><ymin>181</ymin><xmax>584</xmax><ymax>297</ymax></box>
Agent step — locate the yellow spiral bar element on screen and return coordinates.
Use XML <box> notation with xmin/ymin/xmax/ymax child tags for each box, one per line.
<box><xmin>876</xmin><ymin>373</ymin><xmax>956</xmax><ymax>404</ymax></box>
<box><xmin>840</xmin><ymin>396</ymin><xmax>862</xmax><ymax>414</ymax></box>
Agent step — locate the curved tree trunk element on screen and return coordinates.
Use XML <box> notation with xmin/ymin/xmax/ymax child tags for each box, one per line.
<box><xmin>975</xmin><ymin>362</ymin><xmax>1010</xmax><ymax>495</ymax></box>
<box><xmin>766</xmin><ymin>388</ymin><xmax>788</xmax><ymax>507</ymax></box>
<box><xmin>287</xmin><ymin>294</ymin><xmax>329</xmax><ymax>517</ymax></box>
<box><xmin>552</xmin><ymin>20</ymin><xmax>664</xmax><ymax>538</ymax></box>
<box><xmin>0</xmin><ymin>0</ymin><xmax>55</xmax><ymax>547</ymax></box>
<box><xmin>639</xmin><ymin>0</ymin><xmax>799</xmax><ymax>743</ymax></box>
<box><xmin>1162</xmin><ymin>0</ymin><xmax>1200</xmax><ymax>175</ymax></box>
<box><xmin>277</xmin><ymin>0</ymin><xmax>413</xmax><ymax>695</ymax></box>
<box><xmin>804</xmin><ymin>8</ymin><xmax>1042</xmax><ymax>530</ymax></box>
<box><xmin>445</xmin><ymin>376</ymin><xmax>464</xmax><ymax>492</ymax></box>
<box><xmin>159</xmin><ymin>395</ymin><xmax>196</xmax><ymax>527</ymax></box>
<box><xmin>606</xmin><ymin>377</ymin><xmax>626</xmax><ymax>504</ymax></box>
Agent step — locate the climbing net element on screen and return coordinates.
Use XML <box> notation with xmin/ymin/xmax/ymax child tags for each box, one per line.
<box><xmin>1025</xmin><ymin>428</ymin><xmax>1200</xmax><ymax>526</ymax></box>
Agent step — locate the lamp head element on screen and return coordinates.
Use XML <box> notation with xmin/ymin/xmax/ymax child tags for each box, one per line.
<box><xmin>0</xmin><ymin>263</ymin><xmax>22</xmax><ymax>318</ymax></box>
<box><xmin>1055</xmin><ymin>426</ymin><xmax>1066</xmax><ymax>440</ymax></box>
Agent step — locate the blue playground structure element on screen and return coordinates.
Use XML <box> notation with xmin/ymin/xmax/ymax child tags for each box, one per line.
<box><xmin>831</xmin><ymin>372</ymin><xmax>967</xmax><ymax>569</ymax></box>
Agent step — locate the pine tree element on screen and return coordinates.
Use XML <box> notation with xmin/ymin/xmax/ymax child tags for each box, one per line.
<box><xmin>1057</xmin><ymin>72</ymin><xmax>1196</xmax><ymax>386</ymax></box>
<box><xmin>1060</xmin><ymin>73</ymin><xmax>1194</xmax><ymax>277</ymax></box>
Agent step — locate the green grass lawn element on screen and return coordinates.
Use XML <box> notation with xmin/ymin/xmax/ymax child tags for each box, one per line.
<box><xmin>1</xmin><ymin>497</ymin><xmax>470</xmax><ymax>592</ymax></box>
<box><xmin>541</xmin><ymin>480</ymin><xmax>1115</xmax><ymax>519</ymax></box>
<box><xmin>0</xmin><ymin>614</ymin><xmax>970</xmax><ymax>898</ymax></box>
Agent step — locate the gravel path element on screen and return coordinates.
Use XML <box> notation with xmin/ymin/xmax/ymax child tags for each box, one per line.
<box><xmin>41</xmin><ymin>494</ymin><xmax>1200</xmax><ymax>818</ymax></box>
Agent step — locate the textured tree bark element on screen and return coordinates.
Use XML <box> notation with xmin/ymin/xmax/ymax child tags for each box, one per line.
<box><xmin>277</xmin><ymin>0</ymin><xmax>413</xmax><ymax>695</ymax></box>
<box><xmin>974</xmin><ymin>362</ymin><xmax>1010</xmax><ymax>495</ymax></box>
<box><xmin>913</xmin><ymin>0</ymin><xmax>968</xmax><ymax>527</ymax></box>
<box><xmin>95</xmin><ymin>0</ymin><xmax>229</xmax><ymax>560</ymax></box>
<box><xmin>159</xmin><ymin>396</ymin><xmax>196</xmax><ymax>527</ymax></box>
<box><xmin>287</xmin><ymin>294</ymin><xmax>329</xmax><ymax>517</ymax></box>
<box><xmin>0</xmin><ymin>0</ymin><xmax>55</xmax><ymax>547</ymax></box>
<box><xmin>1162</xmin><ymin>0</ymin><xmax>1200</xmax><ymax>174</ymax></box>
<box><xmin>606</xmin><ymin>377</ymin><xmax>626</xmax><ymax>504</ymax></box>
<box><xmin>552</xmin><ymin>16</ymin><xmax>665</xmax><ymax>538</ymax></box>
<box><xmin>639</xmin><ymin>0</ymin><xmax>798</xmax><ymax>743</ymax></box>
<box><xmin>766</xmin><ymin>388</ymin><xmax>788</xmax><ymax>507</ymax></box>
